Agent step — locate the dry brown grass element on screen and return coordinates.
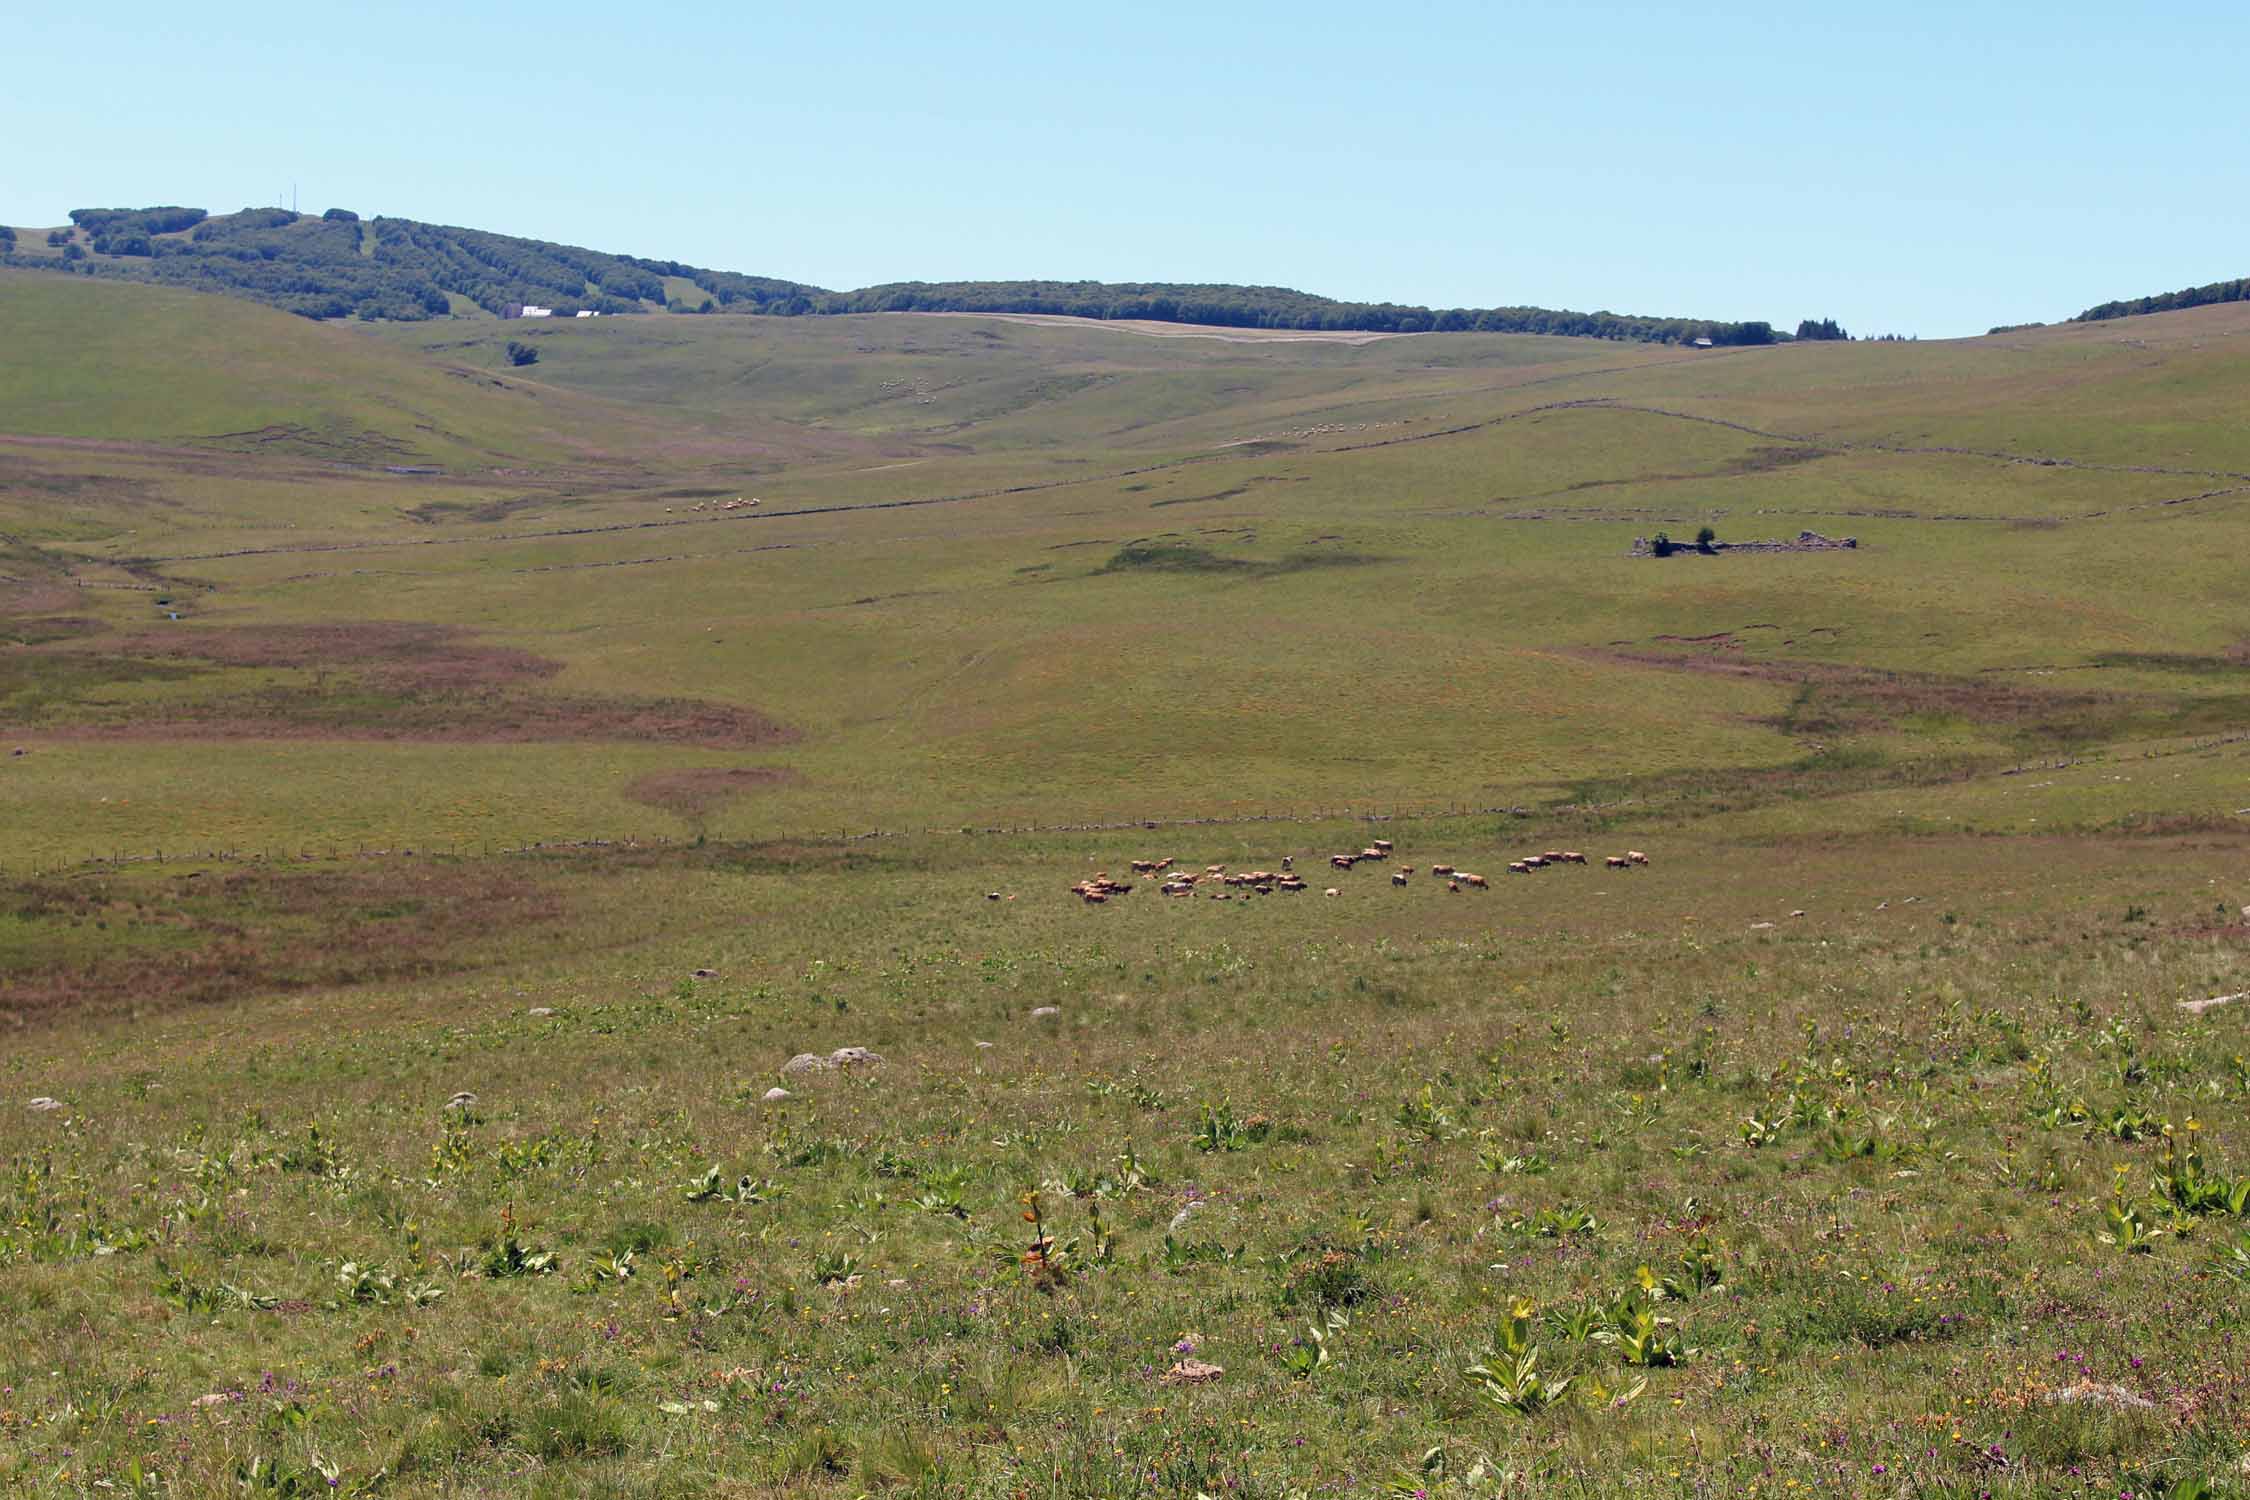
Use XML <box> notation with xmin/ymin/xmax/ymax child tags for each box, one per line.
<box><xmin>623</xmin><ymin>765</ymin><xmax>798</xmax><ymax>822</ymax></box>
<box><xmin>0</xmin><ymin>863</ymin><xmax>569</xmax><ymax>1028</ymax></box>
<box><xmin>10</xmin><ymin>624</ymin><xmax>799</xmax><ymax>746</ymax></box>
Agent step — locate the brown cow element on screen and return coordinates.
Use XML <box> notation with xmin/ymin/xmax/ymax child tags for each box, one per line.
<box><xmin>1432</xmin><ymin>864</ymin><xmax>1455</xmax><ymax>876</ymax></box>
<box><xmin>1561</xmin><ymin>851</ymin><xmax>1587</xmax><ymax>864</ymax></box>
<box><xmin>1627</xmin><ymin>850</ymin><xmax>1650</xmax><ymax>866</ymax></box>
<box><xmin>1605</xmin><ymin>856</ymin><xmax>1629</xmax><ymax>869</ymax></box>
<box><xmin>1461</xmin><ymin>873</ymin><xmax>1489</xmax><ymax>889</ymax></box>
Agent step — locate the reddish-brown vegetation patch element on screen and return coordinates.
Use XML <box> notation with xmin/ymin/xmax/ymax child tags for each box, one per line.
<box><xmin>15</xmin><ymin>693</ymin><xmax>795</xmax><ymax>748</ymax></box>
<box><xmin>625</xmin><ymin>765</ymin><xmax>798</xmax><ymax>821</ymax></box>
<box><xmin>11</xmin><ymin>623</ymin><xmax>797</xmax><ymax>747</ymax></box>
<box><xmin>0</xmin><ymin>863</ymin><xmax>569</xmax><ymax>1028</ymax></box>
<box><xmin>113</xmin><ymin>622</ymin><xmax>562</xmax><ymax>688</ymax></box>
<box><xmin>1575</xmin><ymin>644</ymin><xmax>2244</xmax><ymax>747</ymax></box>
<box><xmin>1</xmin><ymin>615</ymin><xmax>103</xmax><ymax>646</ymax></box>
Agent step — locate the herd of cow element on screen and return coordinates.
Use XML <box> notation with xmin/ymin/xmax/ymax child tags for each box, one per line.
<box><xmin>1060</xmin><ymin>841</ymin><xmax>1651</xmax><ymax>904</ymax></box>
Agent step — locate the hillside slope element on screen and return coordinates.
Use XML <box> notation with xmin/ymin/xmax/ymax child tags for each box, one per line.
<box><xmin>6</xmin><ymin>277</ymin><xmax>2250</xmax><ymax>868</ymax></box>
<box><xmin>0</xmin><ymin>270</ymin><xmax>872</xmax><ymax>473</ymax></box>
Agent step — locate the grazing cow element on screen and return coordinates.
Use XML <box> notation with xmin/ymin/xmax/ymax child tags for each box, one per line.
<box><xmin>1542</xmin><ymin>850</ymin><xmax>1565</xmax><ymax>862</ymax></box>
<box><xmin>1072</xmin><ymin>875</ymin><xmax>1134</xmax><ymax>901</ymax></box>
<box><xmin>1605</xmin><ymin>856</ymin><xmax>1629</xmax><ymax>869</ymax></box>
<box><xmin>1627</xmin><ymin>850</ymin><xmax>1650</xmax><ymax>866</ymax></box>
<box><xmin>1280</xmin><ymin>856</ymin><xmax>1293</xmax><ymax>871</ymax></box>
<box><xmin>1372</xmin><ymin>839</ymin><xmax>1394</xmax><ymax>853</ymax></box>
<box><xmin>1508</xmin><ymin>862</ymin><xmax>1530</xmax><ymax>874</ymax></box>
<box><xmin>1323</xmin><ymin>887</ymin><xmax>1340</xmax><ymax>897</ymax></box>
<box><xmin>1461</xmin><ymin>873</ymin><xmax>1489</xmax><ymax>889</ymax></box>
<box><xmin>1447</xmin><ymin>880</ymin><xmax>1462</xmax><ymax>892</ymax></box>
<box><xmin>1331</xmin><ymin>854</ymin><xmax>1358</xmax><ymax>870</ymax></box>
<box><xmin>1432</xmin><ymin>864</ymin><xmax>1455</xmax><ymax>876</ymax></box>
<box><xmin>1391</xmin><ymin>871</ymin><xmax>1408</xmax><ymax>887</ymax></box>
<box><xmin>1561</xmin><ymin>851</ymin><xmax>1587</xmax><ymax>864</ymax></box>
<box><xmin>1399</xmin><ymin>866</ymin><xmax>1415</xmax><ymax>876</ymax></box>
<box><xmin>1359</xmin><ymin>846</ymin><xmax>1387</xmax><ymax>861</ymax></box>
<box><xmin>987</xmin><ymin>891</ymin><xmax>1002</xmax><ymax>900</ymax></box>
<box><xmin>1279</xmin><ymin>877</ymin><xmax>1307</xmax><ymax>891</ymax></box>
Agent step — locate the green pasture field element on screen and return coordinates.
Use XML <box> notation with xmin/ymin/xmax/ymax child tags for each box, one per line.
<box><xmin>3</xmin><ymin>272</ymin><xmax>2250</xmax><ymax>1495</ymax></box>
<box><xmin>2</xmin><ymin>825</ymin><xmax>2248</xmax><ymax>1497</ymax></box>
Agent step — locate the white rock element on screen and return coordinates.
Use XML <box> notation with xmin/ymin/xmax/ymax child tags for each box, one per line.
<box><xmin>762</xmin><ymin>1087</ymin><xmax>792</xmax><ymax>1102</ymax></box>
<box><xmin>446</xmin><ymin>1091</ymin><xmax>478</xmax><ymax>1110</ymax></box>
<box><xmin>1029</xmin><ymin>1006</ymin><xmax>1061</xmax><ymax>1019</ymax></box>
<box><xmin>828</xmin><ymin>1046</ymin><xmax>885</xmax><ymax>1071</ymax></box>
<box><xmin>190</xmin><ymin>1392</ymin><xmax>232</xmax><ymax>1409</ymax></box>
<box><xmin>27</xmin><ymin>1097</ymin><xmax>63</xmax><ymax>1113</ymax></box>
<box><xmin>2179</xmin><ymin>992</ymin><xmax>2243</xmax><ymax>1016</ymax></box>
<box><xmin>974</xmin><ymin>1040</ymin><xmax>995</xmax><ymax>1049</ymax></box>
<box><xmin>2045</xmin><ymin>1381</ymin><xmax>2156</xmax><ymax>1411</ymax></box>
<box><xmin>527</xmin><ymin>1006</ymin><xmax>554</xmax><ymax>1017</ymax></box>
<box><xmin>780</xmin><ymin>1053</ymin><xmax>834</xmax><ymax>1077</ymax></box>
<box><xmin>1749</xmin><ymin>921</ymin><xmax>1775</xmax><ymax>930</ymax></box>
<box><xmin>1168</xmin><ymin>1203</ymin><xmax>1199</xmax><ymax>1233</ymax></box>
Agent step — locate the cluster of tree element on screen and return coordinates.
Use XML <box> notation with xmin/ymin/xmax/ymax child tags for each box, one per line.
<box><xmin>1650</xmin><ymin>526</ymin><xmax>1719</xmax><ymax>557</ymax></box>
<box><xmin>6</xmin><ymin>204</ymin><xmax>1810</xmax><ymax>347</ymax></box>
<box><xmin>789</xmin><ymin>279</ymin><xmax>1780</xmax><ymax>344</ymax></box>
<box><xmin>2075</xmin><ymin>276</ymin><xmax>2250</xmax><ymax>324</ymax></box>
<box><xmin>1794</xmin><ymin>317</ymin><xmax>1848</xmax><ymax>341</ymax></box>
<box><xmin>68</xmin><ymin>206</ymin><xmax>207</xmax><ymax>257</ymax></box>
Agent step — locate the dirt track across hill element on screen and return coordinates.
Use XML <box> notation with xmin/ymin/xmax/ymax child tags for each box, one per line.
<box><xmin>891</xmin><ymin>311</ymin><xmax>1412</xmax><ymax>345</ymax></box>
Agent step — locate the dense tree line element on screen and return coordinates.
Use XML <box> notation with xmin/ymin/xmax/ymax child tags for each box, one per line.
<box><xmin>1794</xmin><ymin>317</ymin><xmax>1847</xmax><ymax>341</ymax></box>
<box><xmin>2075</xmin><ymin>276</ymin><xmax>2250</xmax><ymax>324</ymax></box>
<box><xmin>5</xmin><ymin>204</ymin><xmax>1799</xmax><ymax>345</ymax></box>
<box><xmin>795</xmin><ymin>279</ymin><xmax>1780</xmax><ymax>344</ymax></box>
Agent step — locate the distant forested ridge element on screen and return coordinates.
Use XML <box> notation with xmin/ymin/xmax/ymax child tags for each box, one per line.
<box><xmin>2074</xmin><ymin>275</ymin><xmax>2250</xmax><ymax>324</ymax></box>
<box><xmin>3</xmin><ymin>203</ymin><xmax>1778</xmax><ymax>343</ymax></box>
<box><xmin>809</xmin><ymin>279</ymin><xmax>1779</xmax><ymax>344</ymax></box>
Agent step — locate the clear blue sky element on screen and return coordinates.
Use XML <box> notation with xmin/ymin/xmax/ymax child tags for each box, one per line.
<box><xmin>9</xmin><ymin>1</ymin><xmax>2246</xmax><ymax>337</ymax></box>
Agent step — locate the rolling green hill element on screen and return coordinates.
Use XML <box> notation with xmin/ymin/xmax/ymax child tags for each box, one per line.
<box><xmin>5</xmin><ymin>269</ymin><xmax>2250</xmax><ymax>865</ymax></box>
<box><xmin>4</xmin><ymin>261</ymin><xmax>2250</xmax><ymax>1499</ymax></box>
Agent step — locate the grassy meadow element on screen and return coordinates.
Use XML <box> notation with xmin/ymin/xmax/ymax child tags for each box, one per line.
<box><xmin>2</xmin><ymin>271</ymin><xmax>2249</xmax><ymax>1496</ymax></box>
